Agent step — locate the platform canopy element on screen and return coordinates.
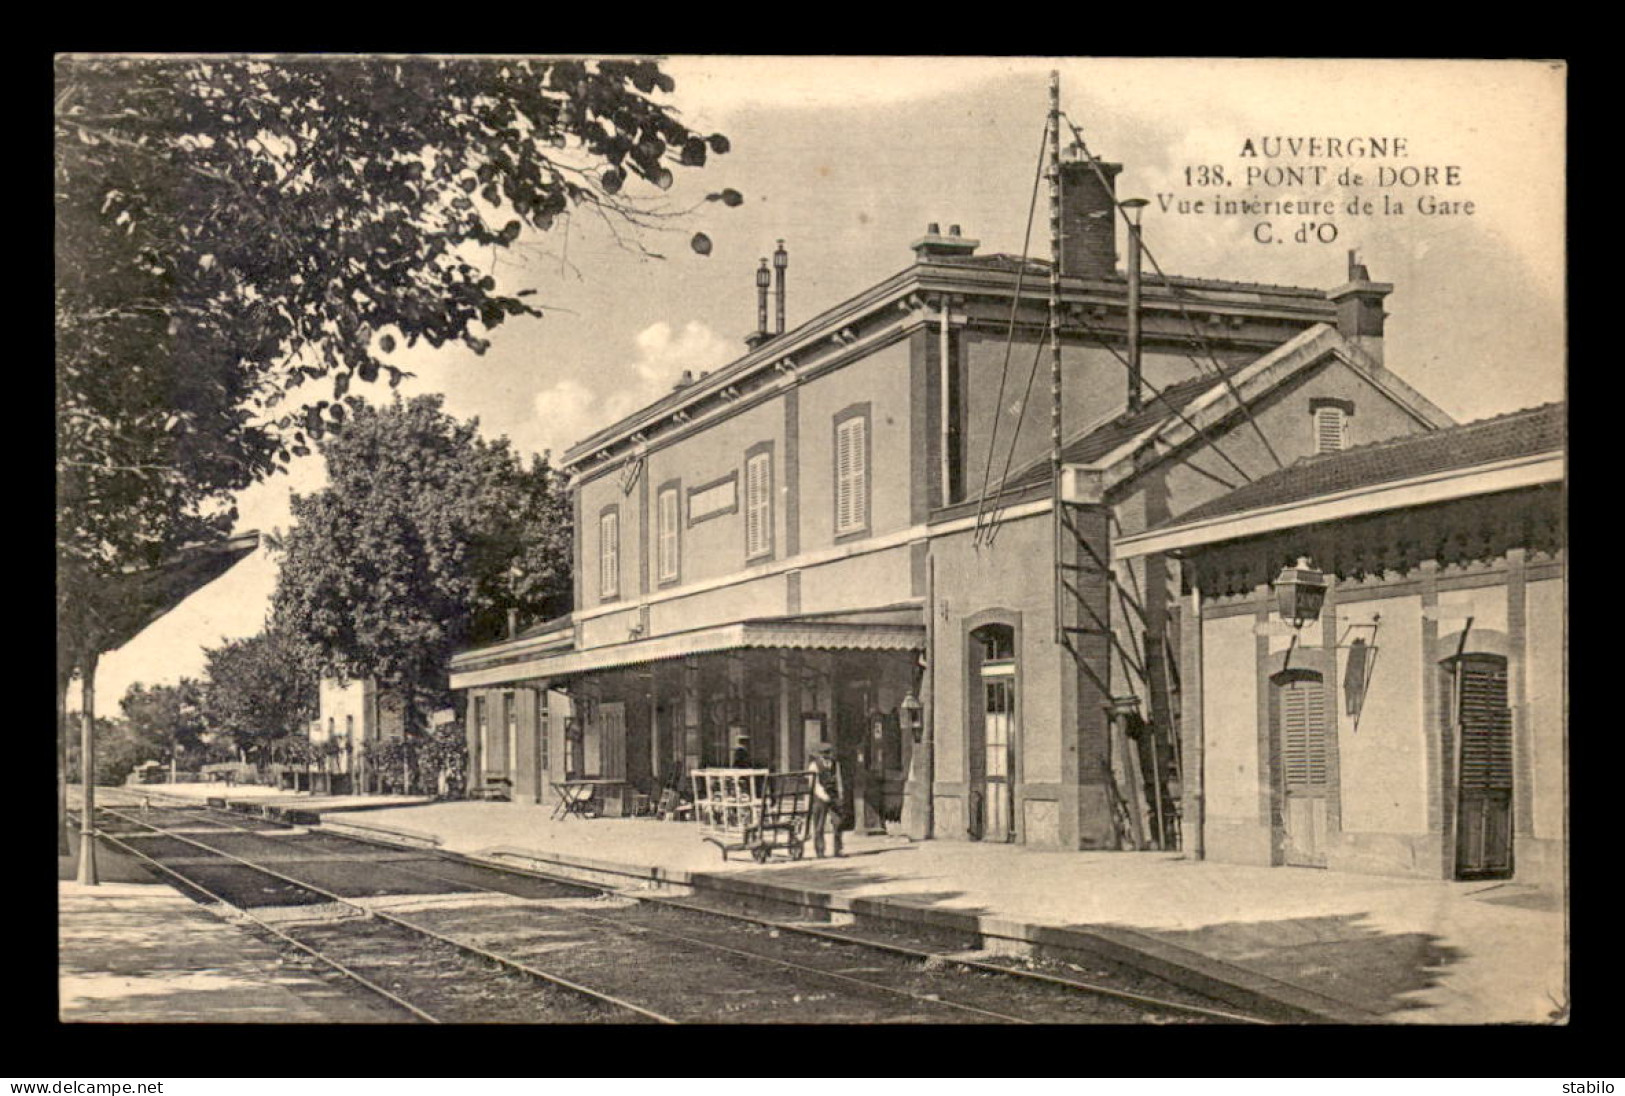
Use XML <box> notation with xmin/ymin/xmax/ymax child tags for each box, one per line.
<box><xmin>78</xmin><ymin>531</ymin><xmax>261</xmax><ymax>654</ymax></box>
<box><xmin>450</xmin><ymin>612</ymin><xmax>924</xmax><ymax>691</ymax></box>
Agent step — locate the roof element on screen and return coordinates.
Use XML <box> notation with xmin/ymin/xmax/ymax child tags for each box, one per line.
<box><xmin>98</xmin><ymin>532</ymin><xmax>261</xmax><ymax>653</ymax></box>
<box><xmin>1166</xmin><ymin>402</ymin><xmax>1565</xmax><ymax>528</ymax></box>
<box><xmin>562</xmin><ymin>250</ymin><xmax>1341</xmax><ymax>472</ymax></box>
<box><xmin>451</xmin><ymin>611</ymin><xmax>925</xmax><ymax>691</ymax></box>
<box><xmin>937</xmin><ymin>254</ymin><xmax>1329</xmax><ymax>298</ymax></box>
<box><xmin>1001</xmin><ymin>372</ymin><xmax>1230</xmax><ymax>493</ymax></box>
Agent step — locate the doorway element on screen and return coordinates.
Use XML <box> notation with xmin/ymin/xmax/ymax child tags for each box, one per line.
<box><xmin>1450</xmin><ymin>654</ymin><xmax>1514</xmax><ymax>879</ymax></box>
<box><xmin>968</xmin><ymin>623</ymin><xmax>1017</xmax><ymax>843</ymax></box>
<box><xmin>1272</xmin><ymin>668</ymin><xmax>1329</xmax><ymax>867</ymax></box>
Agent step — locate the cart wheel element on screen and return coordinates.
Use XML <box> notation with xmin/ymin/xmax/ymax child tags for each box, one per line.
<box><xmin>788</xmin><ymin>842</ymin><xmax>805</xmax><ymax>861</ymax></box>
<box><xmin>751</xmin><ymin>845</ymin><xmax>771</xmax><ymax>863</ymax></box>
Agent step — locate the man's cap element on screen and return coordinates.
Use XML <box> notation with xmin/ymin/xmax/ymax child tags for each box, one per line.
<box><xmin>813</xmin><ymin>742</ymin><xmax>835</xmax><ymax>756</ymax></box>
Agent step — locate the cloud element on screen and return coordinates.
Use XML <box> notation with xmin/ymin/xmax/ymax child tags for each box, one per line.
<box><xmin>531</xmin><ymin>320</ymin><xmax>734</xmax><ymax>460</ymax></box>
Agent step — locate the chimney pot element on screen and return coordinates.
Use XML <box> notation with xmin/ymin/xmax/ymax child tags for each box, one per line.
<box><xmin>911</xmin><ymin>223</ymin><xmax>980</xmax><ymax>262</ymax></box>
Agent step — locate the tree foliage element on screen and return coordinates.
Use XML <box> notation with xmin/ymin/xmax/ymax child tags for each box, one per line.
<box><xmin>118</xmin><ymin>678</ymin><xmax>207</xmax><ymax>769</ymax></box>
<box><xmin>272</xmin><ymin>394</ymin><xmax>571</xmax><ymax>728</ymax></box>
<box><xmin>55</xmin><ymin>54</ymin><xmax>726</xmax><ymax>654</ymax></box>
<box><xmin>56</xmin><ymin>55</ymin><xmax>726</xmax><ymax>847</ymax></box>
<box><xmin>199</xmin><ymin>628</ymin><xmax>319</xmax><ymax>765</ymax></box>
<box><xmin>66</xmin><ymin>716</ymin><xmax>149</xmax><ymax>786</ymax></box>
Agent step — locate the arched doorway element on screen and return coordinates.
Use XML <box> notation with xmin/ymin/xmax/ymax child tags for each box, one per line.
<box><xmin>1447</xmin><ymin>653</ymin><xmax>1514</xmax><ymax>879</ymax></box>
<box><xmin>968</xmin><ymin>623</ymin><xmax>1017</xmax><ymax>842</ymax></box>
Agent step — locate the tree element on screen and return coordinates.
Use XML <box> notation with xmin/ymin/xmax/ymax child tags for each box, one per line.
<box><xmin>271</xmin><ymin>395</ymin><xmax>570</xmax><ymax>783</ymax></box>
<box><xmin>66</xmin><ymin>715</ymin><xmax>150</xmax><ymax>788</ymax></box>
<box><xmin>199</xmin><ymin>628</ymin><xmax>319</xmax><ymax>768</ymax></box>
<box><xmin>119</xmin><ymin>679</ymin><xmax>207</xmax><ymax>778</ymax></box>
<box><xmin>56</xmin><ymin>55</ymin><xmax>733</xmax><ymax>859</ymax></box>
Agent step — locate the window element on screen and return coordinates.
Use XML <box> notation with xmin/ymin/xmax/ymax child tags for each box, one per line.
<box><xmin>474</xmin><ymin>696</ymin><xmax>488</xmax><ymax>770</ymax></box>
<box><xmin>834</xmin><ymin>405</ymin><xmax>870</xmax><ymax>537</ymax></box>
<box><xmin>658</xmin><ymin>484</ymin><xmax>680</xmax><ymax>583</ymax></box>
<box><xmin>745</xmin><ymin>446</ymin><xmax>773</xmax><ymax>560</ymax></box>
<box><xmin>1310</xmin><ymin>398</ymin><xmax>1353</xmax><ymax>454</ymax></box>
<box><xmin>599</xmin><ymin>507</ymin><xmax>620</xmax><ymax>599</ymax></box>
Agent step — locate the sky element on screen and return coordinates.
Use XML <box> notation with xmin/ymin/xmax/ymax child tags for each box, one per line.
<box><xmin>75</xmin><ymin>56</ymin><xmax>1567</xmax><ymax>709</ymax></box>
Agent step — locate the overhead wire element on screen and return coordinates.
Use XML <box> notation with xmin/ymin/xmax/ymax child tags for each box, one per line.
<box><xmin>972</xmin><ymin>115</ymin><xmax>1051</xmax><ymax>546</ymax></box>
<box><xmin>1061</xmin><ymin>113</ymin><xmax>1287</xmax><ymax>473</ymax></box>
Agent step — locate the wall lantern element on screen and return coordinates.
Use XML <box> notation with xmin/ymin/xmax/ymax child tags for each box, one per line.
<box><xmin>1276</xmin><ymin>556</ymin><xmax>1329</xmax><ymax>629</ymax></box>
<box><xmin>899</xmin><ymin>691</ymin><xmax>924</xmax><ymax>742</ymax></box>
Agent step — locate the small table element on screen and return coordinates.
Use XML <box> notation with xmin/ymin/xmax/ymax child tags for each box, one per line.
<box><xmin>550</xmin><ymin>779</ymin><xmax>628</xmax><ymax>820</ymax></box>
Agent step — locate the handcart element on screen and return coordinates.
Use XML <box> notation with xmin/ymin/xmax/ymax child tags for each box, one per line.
<box><xmin>691</xmin><ymin>768</ymin><xmax>816</xmax><ymax>862</ymax></box>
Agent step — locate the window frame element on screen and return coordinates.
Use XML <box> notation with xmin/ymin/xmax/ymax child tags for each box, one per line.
<box><xmin>744</xmin><ymin>440</ymin><xmax>775</xmax><ymax>562</ymax></box>
<box><xmin>833</xmin><ymin>402</ymin><xmax>872</xmax><ymax>541</ymax></box>
<box><xmin>598</xmin><ymin>504</ymin><xmax>621</xmax><ymax>601</ymax></box>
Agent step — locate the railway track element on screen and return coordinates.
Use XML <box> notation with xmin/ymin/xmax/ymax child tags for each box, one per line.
<box><xmin>82</xmin><ymin>792</ymin><xmax>1275</xmax><ymax>1025</ymax></box>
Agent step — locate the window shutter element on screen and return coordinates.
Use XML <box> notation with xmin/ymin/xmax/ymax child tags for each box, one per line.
<box><xmin>836</xmin><ymin>415</ymin><xmax>866</xmax><ymax>535</ymax></box>
<box><xmin>600</xmin><ymin>511</ymin><xmax>618</xmax><ymax>597</ymax></box>
<box><xmin>1281</xmin><ymin>677</ymin><xmax>1328</xmax><ymax>788</ymax></box>
<box><xmin>1315</xmin><ymin>407</ymin><xmax>1345</xmax><ymax>454</ymax></box>
<box><xmin>746</xmin><ymin>454</ymin><xmax>770</xmax><ymax>557</ymax></box>
<box><xmin>1458</xmin><ymin>662</ymin><xmax>1513</xmax><ymax>791</ymax></box>
<box><xmin>849</xmin><ymin>417</ymin><xmax>867</xmax><ymax>528</ymax></box>
<box><xmin>659</xmin><ymin>489</ymin><xmax>678</xmax><ymax>580</ymax></box>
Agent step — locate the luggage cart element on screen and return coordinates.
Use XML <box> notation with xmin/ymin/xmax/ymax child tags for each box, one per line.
<box><xmin>692</xmin><ymin>769</ymin><xmax>815</xmax><ymax>863</ymax></box>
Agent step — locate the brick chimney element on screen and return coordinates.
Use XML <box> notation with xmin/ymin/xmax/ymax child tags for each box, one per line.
<box><xmin>1327</xmin><ymin>250</ymin><xmax>1392</xmax><ymax>364</ymax></box>
<box><xmin>911</xmin><ymin>222</ymin><xmax>979</xmax><ymax>261</ymax></box>
<box><xmin>1058</xmin><ymin>148</ymin><xmax>1122</xmax><ymax>279</ymax></box>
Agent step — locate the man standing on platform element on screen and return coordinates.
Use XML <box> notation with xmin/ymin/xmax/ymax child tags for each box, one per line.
<box><xmin>809</xmin><ymin>742</ymin><xmax>844</xmax><ymax>858</ymax></box>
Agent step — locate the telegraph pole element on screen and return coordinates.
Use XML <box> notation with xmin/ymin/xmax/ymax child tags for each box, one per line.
<box><xmin>1049</xmin><ymin>70</ymin><xmax>1064</xmax><ymax>644</ymax></box>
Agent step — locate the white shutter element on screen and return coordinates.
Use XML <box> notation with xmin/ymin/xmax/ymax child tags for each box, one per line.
<box><xmin>658</xmin><ymin>488</ymin><xmax>678</xmax><ymax>581</ymax></box>
<box><xmin>746</xmin><ymin>453</ymin><xmax>771</xmax><ymax>557</ymax></box>
<box><xmin>836</xmin><ymin>416</ymin><xmax>867</xmax><ymax>535</ymax></box>
<box><xmin>600</xmin><ymin>511</ymin><xmax>618</xmax><ymax>597</ymax></box>
<box><xmin>849</xmin><ymin>417</ymin><xmax>867</xmax><ymax>529</ymax></box>
<box><xmin>1315</xmin><ymin>407</ymin><xmax>1345</xmax><ymax>453</ymax></box>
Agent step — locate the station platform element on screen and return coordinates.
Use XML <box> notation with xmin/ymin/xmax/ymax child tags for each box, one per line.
<box><xmin>57</xmin><ymin>830</ymin><xmax>384</xmax><ymax>1023</ymax></box>
<box><xmin>322</xmin><ymin>799</ymin><xmax>1567</xmax><ymax>1025</ymax></box>
<box><xmin>120</xmin><ymin>780</ymin><xmax>433</xmax><ymax>813</ymax></box>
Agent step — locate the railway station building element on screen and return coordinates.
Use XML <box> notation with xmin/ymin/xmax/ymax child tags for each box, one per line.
<box><xmin>450</xmin><ymin>148</ymin><xmax>1462</xmax><ymax>849</ymax></box>
<box><xmin>1114</xmin><ymin>403</ymin><xmax>1566</xmax><ymax>888</ymax></box>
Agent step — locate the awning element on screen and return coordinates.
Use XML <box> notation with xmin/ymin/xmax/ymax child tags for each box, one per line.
<box><xmin>450</xmin><ymin>617</ymin><xmax>924</xmax><ymax>691</ymax></box>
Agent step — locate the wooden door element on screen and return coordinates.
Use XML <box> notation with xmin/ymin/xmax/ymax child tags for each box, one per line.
<box><xmin>1276</xmin><ymin>672</ymin><xmax>1329</xmax><ymax>867</ymax></box>
<box><xmin>1455</xmin><ymin>657</ymin><xmax>1514</xmax><ymax>879</ymax></box>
